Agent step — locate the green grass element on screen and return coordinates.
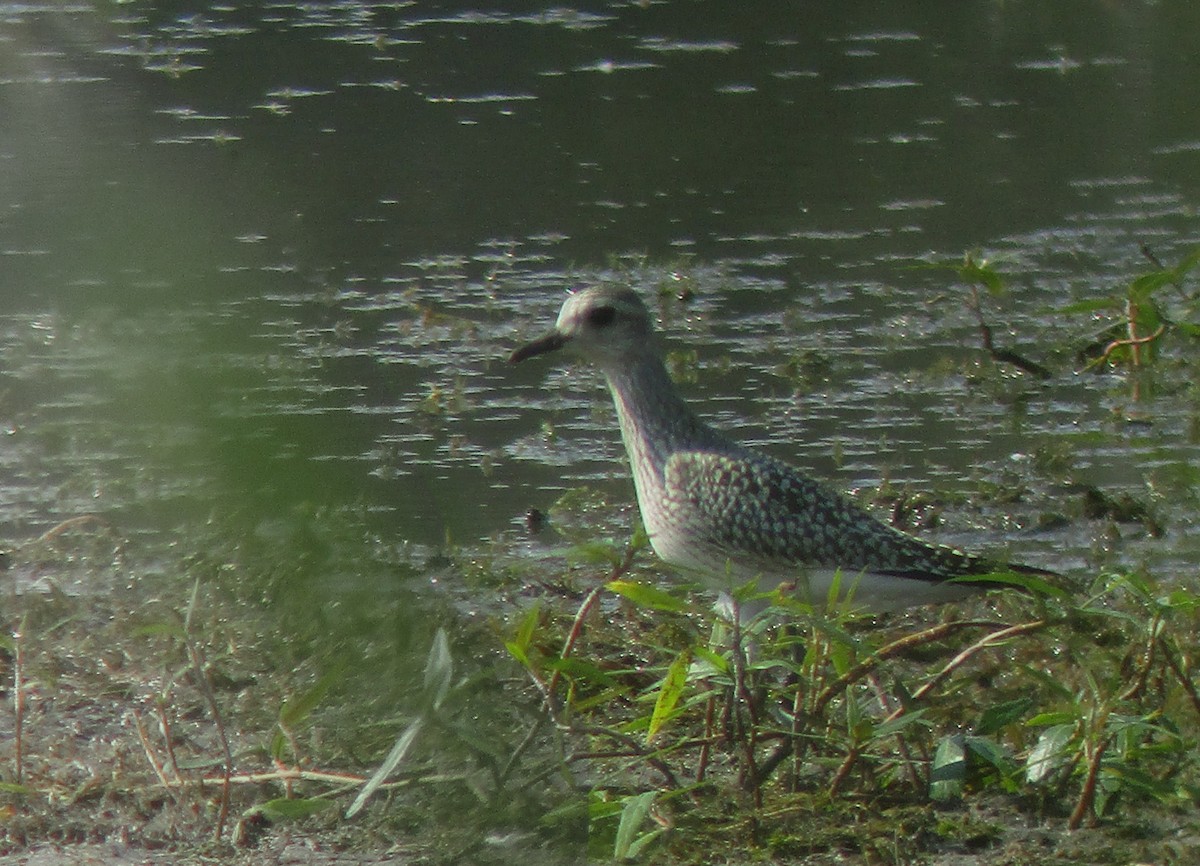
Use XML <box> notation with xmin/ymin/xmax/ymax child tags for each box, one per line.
<box><xmin>499</xmin><ymin>551</ymin><xmax>1200</xmax><ymax>863</ymax></box>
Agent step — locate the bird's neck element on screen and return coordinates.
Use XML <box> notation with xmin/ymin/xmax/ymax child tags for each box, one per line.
<box><xmin>601</xmin><ymin>354</ymin><xmax>728</xmax><ymax>483</ymax></box>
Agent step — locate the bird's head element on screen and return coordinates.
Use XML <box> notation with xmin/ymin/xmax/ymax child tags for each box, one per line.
<box><xmin>509</xmin><ymin>285</ymin><xmax>657</xmax><ymax>371</ymax></box>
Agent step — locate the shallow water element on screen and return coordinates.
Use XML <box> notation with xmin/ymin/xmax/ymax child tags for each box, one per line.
<box><xmin>3</xmin><ymin>0</ymin><xmax>1199</xmax><ymax>735</ymax></box>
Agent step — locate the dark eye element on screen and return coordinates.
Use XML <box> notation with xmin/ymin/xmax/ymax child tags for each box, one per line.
<box><xmin>586</xmin><ymin>306</ymin><xmax>617</xmax><ymax>328</ymax></box>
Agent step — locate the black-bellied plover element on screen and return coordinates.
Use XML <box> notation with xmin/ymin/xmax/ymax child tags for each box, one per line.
<box><xmin>510</xmin><ymin>285</ymin><xmax>1054</xmax><ymax>611</ymax></box>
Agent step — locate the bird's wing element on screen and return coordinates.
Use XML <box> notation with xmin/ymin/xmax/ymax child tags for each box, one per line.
<box><xmin>663</xmin><ymin>450</ymin><xmax>980</xmax><ymax>582</ymax></box>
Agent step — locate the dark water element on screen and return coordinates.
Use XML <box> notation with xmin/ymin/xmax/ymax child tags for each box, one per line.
<box><xmin>3</xmin><ymin>0</ymin><xmax>1200</xmax><ymax>814</ymax></box>
<box><xmin>5</xmin><ymin>0</ymin><xmax>1197</xmax><ymax>554</ymax></box>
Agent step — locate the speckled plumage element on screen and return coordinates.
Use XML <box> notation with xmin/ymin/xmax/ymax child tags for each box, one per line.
<box><xmin>510</xmin><ymin>285</ymin><xmax>1052</xmax><ymax>611</ymax></box>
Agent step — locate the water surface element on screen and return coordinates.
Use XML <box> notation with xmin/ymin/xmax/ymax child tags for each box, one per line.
<box><xmin>4</xmin><ymin>2</ymin><xmax>1196</xmax><ymax>574</ymax></box>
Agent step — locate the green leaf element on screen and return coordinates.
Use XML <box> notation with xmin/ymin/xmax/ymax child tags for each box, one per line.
<box><xmin>828</xmin><ymin>638</ymin><xmax>855</xmax><ymax>678</ymax></box>
<box><xmin>544</xmin><ymin>656</ymin><xmax>615</xmax><ymax>688</ymax></box>
<box><xmin>871</xmin><ymin>708</ymin><xmax>929</xmax><ymax>741</ymax></box>
<box><xmin>1128</xmin><ymin>270</ymin><xmax>1175</xmax><ymax>301</ymax></box>
<box><xmin>279</xmin><ymin>668</ymin><xmax>341</xmax><ymax>730</ymax></box>
<box><xmin>962</xmin><ymin>260</ymin><xmax>1006</xmax><ymax>295</ymax></box>
<box><xmin>568</xmin><ymin>540</ymin><xmax>624</xmax><ymax>567</ymax></box>
<box><xmin>1057</xmin><ymin>298</ymin><xmax>1122</xmax><ymax>315</ymax></box>
<box><xmin>1025</xmin><ymin>723</ymin><xmax>1076</xmax><ymax>785</ymax></box>
<box><xmin>606</xmin><ymin>580</ymin><xmax>688</xmax><ymax>612</ymax></box>
<box><xmin>514</xmin><ymin>602</ymin><xmax>540</xmax><ymax>649</ymax></box>
<box><xmin>588</xmin><ymin>793</ymin><xmax>625</xmax><ymax>822</ymax></box>
<box><xmin>977</xmin><ymin>697</ymin><xmax>1034</xmax><ymax>736</ymax></box>
<box><xmin>1100</xmin><ymin>761</ymin><xmax>1180</xmax><ymax>808</ymax></box>
<box><xmin>504</xmin><ymin>640</ymin><xmax>530</xmax><ymax>667</ymax></box>
<box><xmin>951</xmin><ymin>570</ymin><xmax>1068</xmax><ymax>599</ymax></box>
<box><xmin>965</xmin><ymin>735</ymin><xmax>1017</xmax><ymax>784</ymax></box>
<box><xmin>930</xmin><ymin>735</ymin><xmax>966</xmax><ymax>802</ymax></box>
<box><xmin>345</xmin><ymin>717</ymin><xmax>424</xmax><ymax>818</ymax></box>
<box><xmin>184</xmin><ymin>576</ymin><xmax>202</xmax><ymax>632</ymax></box>
<box><xmin>692</xmin><ymin>645</ymin><xmax>730</xmax><ymax>676</ymax></box>
<box><xmin>505</xmin><ymin>603</ymin><xmax>542</xmax><ymax>666</ymax></box>
<box><xmin>423</xmin><ymin>628</ymin><xmax>453</xmax><ymax>709</ymax></box>
<box><xmin>624</xmin><ymin>825</ymin><xmax>666</xmax><ymax>860</ymax></box>
<box><xmin>613</xmin><ymin>791</ymin><xmax>661</xmax><ymax>861</ymax></box>
<box><xmin>844</xmin><ymin>692</ymin><xmax>866</xmax><ymax>738</ymax></box>
<box><xmin>1026</xmin><ymin>710</ymin><xmax>1080</xmax><ymax>727</ymax></box>
<box><xmin>269</xmin><ymin>729</ymin><xmax>288</xmax><ymax>762</ymax></box>
<box><xmin>251</xmin><ymin>797</ymin><xmax>334</xmax><ymax>821</ymax></box>
<box><xmin>647</xmin><ymin>649</ymin><xmax>691</xmax><ymax>743</ymax></box>
<box><xmin>804</xmin><ymin>615</ymin><xmax>866</xmax><ymax>657</ymax></box>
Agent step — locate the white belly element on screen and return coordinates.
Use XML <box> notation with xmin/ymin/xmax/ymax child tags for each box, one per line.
<box><xmin>645</xmin><ymin>519</ymin><xmax>975</xmax><ymax>613</ymax></box>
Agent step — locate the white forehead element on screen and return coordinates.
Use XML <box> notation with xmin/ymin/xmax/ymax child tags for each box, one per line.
<box><xmin>555</xmin><ymin>286</ymin><xmax>647</xmax><ymax>326</ymax></box>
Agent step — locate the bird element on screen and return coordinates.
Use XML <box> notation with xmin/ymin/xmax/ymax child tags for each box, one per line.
<box><xmin>509</xmin><ymin>285</ymin><xmax>1056</xmax><ymax>613</ymax></box>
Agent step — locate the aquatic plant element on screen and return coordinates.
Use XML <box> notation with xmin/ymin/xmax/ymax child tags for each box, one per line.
<box><xmin>497</xmin><ymin>514</ymin><xmax>1200</xmax><ymax>860</ymax></box>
